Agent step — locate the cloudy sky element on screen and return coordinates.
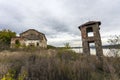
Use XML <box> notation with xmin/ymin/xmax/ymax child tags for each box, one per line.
<box><xmin>0</xmin><ymin>0</ymin><xmax>120</xmax><ymax>47</ymax></box>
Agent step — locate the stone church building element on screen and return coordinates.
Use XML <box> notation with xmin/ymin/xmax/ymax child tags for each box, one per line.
<box><xmin>11</xmin><ymin>29</ymin><xmax>47</xmax><ymax>48</ymax></box>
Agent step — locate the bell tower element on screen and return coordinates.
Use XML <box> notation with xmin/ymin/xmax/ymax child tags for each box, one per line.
<box><xmin>78</xmin><ymin>21</ymin><xmax>103</xmax><ymax>57</ymax></box>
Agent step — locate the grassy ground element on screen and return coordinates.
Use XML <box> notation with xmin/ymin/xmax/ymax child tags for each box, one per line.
<box><xmin>0</xmin><ymin>49</ymin><xmax>120</xmax><ymax>80</ymax></box>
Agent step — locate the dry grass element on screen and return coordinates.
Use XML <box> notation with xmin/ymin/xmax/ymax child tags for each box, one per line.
<box><xmin>0</xmin><ymin>49</ymin><xmax>120</xmax><ymax>80</ymax></box>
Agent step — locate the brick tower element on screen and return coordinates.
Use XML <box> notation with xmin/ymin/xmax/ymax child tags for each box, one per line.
<box><xmin>78</xmin><ymin>21</ymin><xmax>103</xmax><ymax>57</ymax></box>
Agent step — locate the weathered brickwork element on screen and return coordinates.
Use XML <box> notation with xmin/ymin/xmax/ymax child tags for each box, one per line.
<box><xmin>79</xmin><ymin>21</ymin><xmax>103</xmax><ymax>56</ymax></box>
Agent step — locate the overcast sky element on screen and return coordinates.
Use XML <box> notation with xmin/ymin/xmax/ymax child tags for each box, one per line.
<box><xmin>0</xmin><ymin>0</ymin><xmax>120</xmax><ymax>47</ymax></box>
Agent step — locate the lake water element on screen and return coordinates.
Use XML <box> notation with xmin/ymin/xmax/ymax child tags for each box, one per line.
<box><xmin>72</xmin><ymin>48</ymin><xmax>113</xmax><ymax>56</ymax></box>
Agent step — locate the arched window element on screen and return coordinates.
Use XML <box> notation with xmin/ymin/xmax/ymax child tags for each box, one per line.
<box><xmin>15</xmin><ymin>40</ymin><xmax>20</xmax><ymax>45</ymax></box>
<box><xmin>37</xmin><ymin>42</ymin><xmax>39</xmax><ymax>46</ymax></box>
<box><xmin>15</xmin><ymin>39</ymin><xmax>20</xmax><ymax>48</ymax></box>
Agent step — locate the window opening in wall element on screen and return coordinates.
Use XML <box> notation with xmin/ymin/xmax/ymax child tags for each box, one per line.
<box><xmin>15</xmin><ymin>39</ymin><xmax>20</xmax><ymax>47</ymax></box>
<box><xmin>89</xmin><ymin>42</ymin><xmax>96</xmax><ymax>55</ymax></box>
<box><xmin>37</xmin><ymin>42</ymin><xmax>39</xmax><ymax>46</ymax></box>
<box><xmin>15</xmin><ymin>40</ymin><xmax>20</xmax><ymax>45</ymax></box>
<box><xmin>86</xmin><ymin>27</ymin><xmax>94</xmax><ymax>37</ymax></box>
<box><xmin>29</xmin><ymin>43</ymin><xmax>34</xmax><ymax>47</ymax></box>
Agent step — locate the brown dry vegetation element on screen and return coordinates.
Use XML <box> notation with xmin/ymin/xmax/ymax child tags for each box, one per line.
<box><xmin>0</xmin><ymin>49</ymin><xmax>120</xmax><ymax>80</ymax></box>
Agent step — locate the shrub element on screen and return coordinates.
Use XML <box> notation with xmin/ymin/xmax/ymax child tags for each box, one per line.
<box><xmin>0</xmin><ymin>49</ymin><xmax>120</xmax><ymax>80</ymax></box>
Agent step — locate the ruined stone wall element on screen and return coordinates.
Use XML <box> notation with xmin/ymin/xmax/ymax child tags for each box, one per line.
<box><xmin>40</xmin><ymin>38</ymin><xmax>47</xmax><ymax>48</ymax></box>
<box><xmin>11</xmin><ymin>29</ymin><xmax>47</xmax><ymax>48</ymax></box>
<box><xmin>10</xmin><ymin>37</ymin><xmax>25</xmax><ymax>48</ymax></box>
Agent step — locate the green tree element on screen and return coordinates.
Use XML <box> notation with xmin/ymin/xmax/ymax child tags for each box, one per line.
<box><xmin>0</xmin><ymin>29</ymin><xmax>16</xmax><ymax>49</ymax></box>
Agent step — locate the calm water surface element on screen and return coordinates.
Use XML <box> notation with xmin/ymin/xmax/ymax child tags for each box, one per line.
<box><xmin>72</xmin><ymin>48</ymin><xmax>111</xmax><ymax>56</ymax></box>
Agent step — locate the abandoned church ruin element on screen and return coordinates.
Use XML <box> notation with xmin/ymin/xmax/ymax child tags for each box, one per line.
<box><xmin>79</xmin><ymin>21</ymin><xmax>103</xmax><ymax>56</ymax></box>
<box><xmin>11</xmin><ymin>29</ymin><xmax>47</xmax><ymax>48</ymax></box>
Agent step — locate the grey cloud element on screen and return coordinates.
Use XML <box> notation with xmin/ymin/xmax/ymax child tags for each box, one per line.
<box><xmin>0</xmin><ymin>0</ymin><xmax>120</xmax><ymax>46</ymax></box>
<box><xmin>43</xmin><ymin>18</ymin><xmax>69</xmax><ymax>32</ymax></box>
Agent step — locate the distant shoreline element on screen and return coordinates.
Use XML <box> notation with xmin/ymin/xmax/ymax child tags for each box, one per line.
<box><xmin>58</xmin><ymin>44</ymin><xmax>120</xmax><ymax>49</ymax></box>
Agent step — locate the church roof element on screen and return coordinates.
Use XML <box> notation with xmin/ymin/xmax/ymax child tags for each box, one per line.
<box><xmin>20</xmin><ymin>29</ymin><xmax>47</xmax><ymax>41</ymax></box>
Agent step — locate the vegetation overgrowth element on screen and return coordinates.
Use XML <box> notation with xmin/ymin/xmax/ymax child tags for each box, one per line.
<box><xmin>0</xmin><ymin>48</ymin><xmax>120</xmax><ymax>80</ymax></box>
<box><xmin>0</xmin><ymin>29</ymin><xmax>16</xmax><ymax>50</ymax></box>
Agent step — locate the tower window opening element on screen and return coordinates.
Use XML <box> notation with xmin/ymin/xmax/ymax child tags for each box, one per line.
<box><xmin>86</xmin><ymin>27</ymin><xmax>94</xmax><ymax>37</ymax></box>
<box><xmin>89</xmin><ymin>42</ymin><xmax>96</xmax><ymax>55</ymax></box>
